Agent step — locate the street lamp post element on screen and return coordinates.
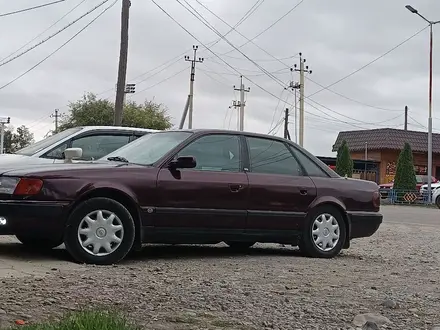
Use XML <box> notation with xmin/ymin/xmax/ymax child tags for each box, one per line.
<box><xmin>405</xmin><ymin>5</ymin><xmax>440</xmax><ymax>203</ymax></box>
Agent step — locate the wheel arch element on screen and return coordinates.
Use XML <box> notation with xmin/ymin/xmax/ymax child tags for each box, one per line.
<box><xmin>67</xmin><ymin>187</ymin><xmax>143</xmax><ymax>251</ymax></box>
<box><xmin>309</xmin><ymin>198</ymin><xmax>351</xmax><ymax>249</ymax></box>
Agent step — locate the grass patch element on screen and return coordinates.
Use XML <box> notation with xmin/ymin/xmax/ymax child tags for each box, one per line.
<box><xmin>7</xmin><ymin>310</ymin><xmax>139</xmax><ymax>330</ymax></box>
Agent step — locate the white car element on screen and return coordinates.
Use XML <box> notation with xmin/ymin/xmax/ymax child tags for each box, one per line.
<box><xmin>420</xmin><ymin>182</ymin><xmax>440</xmax><ymax>207</ymax></box>
<box><xmin>0</xmin><ymin>126</ymin><xmax>157</xmax><ymax>165</ymax></box>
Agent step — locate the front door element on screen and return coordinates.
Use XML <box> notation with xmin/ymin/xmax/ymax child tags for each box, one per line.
<box><xmin>244</xmin><ymin>136</ymin><xmax>317</xmax><ymax>231</ymax></box>
<box><xmin>155</xmin><ymin>133</ymin><xmax>249</xmax><ymax>230</ymax></box>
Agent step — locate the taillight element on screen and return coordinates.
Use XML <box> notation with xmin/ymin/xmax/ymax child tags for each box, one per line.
<box><xmin>373</xmin><ymin>190</ymin><xmax>380</xmax><ymax>208</ymax></box>
<box><xmin>13</xmin><ymin>178</ymin><xmax>43</xmax><ymax>195</ymax></box>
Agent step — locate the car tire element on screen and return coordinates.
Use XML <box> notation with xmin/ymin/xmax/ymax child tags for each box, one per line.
<box><xmin>225</xmin><ymin>241</ymin><xmax>255</xmax><ymax>249</ymax></box>
<box><xmin>299</xmin><ymin>205</ymin><xmax>346</xmax><ymax>258</ymax></box>
<box><xmin>64</xmin><ymin>197</ymin><xmax>135</xmax><ymax>265</ymax></box>
<box><xmin>436</xmin><ymin>196</ymin><xmax>440</xmax><ymax>209</ymax></box>
<box><xmin>15</xmin><ymin>234</ymin><xmax>63</xmax><ymax>249</ymax></box>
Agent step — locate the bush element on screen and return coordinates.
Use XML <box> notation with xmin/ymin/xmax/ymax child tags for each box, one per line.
<box><xmin>335</xmin><ymin>140</ymin><xmax>353</xmax><ymax>177</ymax></box>
<box><xmin>9</xmin><ymin>310</ymin><xmax>139</xmax><ymax>330</ymax></box>
<box><xmin>393</xmin><ymin>142</ymin><xmax>417</xmax><ymax>191</ymax></box>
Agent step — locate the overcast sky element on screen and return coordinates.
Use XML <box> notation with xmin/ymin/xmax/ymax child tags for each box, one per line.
<box><xmin>0</xmin><ymin>0</ymin><xmax>439</xmax><ymax>156</ymax></box>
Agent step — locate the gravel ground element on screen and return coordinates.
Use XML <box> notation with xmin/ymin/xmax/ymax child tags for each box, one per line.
<box><xmin>0</xmin><ymin>220</ymin><xmax>439</xmax><ymax>329</ymax></box>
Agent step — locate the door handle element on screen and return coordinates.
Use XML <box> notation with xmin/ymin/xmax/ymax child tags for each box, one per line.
<box><xmin>299</xmin><ymin>189</ymin><xmax>308</xmax><ymax>196</ymax></box>
<box><xmin>229</xmin><ymin>184</ymin><xmax>243</xmax><ymax>193</ymax></box>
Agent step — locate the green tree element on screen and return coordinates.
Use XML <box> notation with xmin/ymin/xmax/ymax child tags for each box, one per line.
<box><xmin>58</xmin><ymin>93</ymin><xmax>172</xmax><ymax>132</ymax></box>
<box><xmin>2</xmin><ymin>125</ymin><xmax>34</xmax><ymax>153</ymax></box>
<box><xmin>335</xmin><ymin>140</ymin><xmax>353</xmax><ymax>177</ymax></box>
<box><xmin>393</xmin><ymin>142</ymin><xmax>417</xmax><ymax>191</ymax></box>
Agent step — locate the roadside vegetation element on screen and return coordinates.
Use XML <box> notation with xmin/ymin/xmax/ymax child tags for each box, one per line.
<box><xmin>335</xmin><ymin>139</ymin><xmax>353</xmax><ymax>177</ymax></box>
<box><xmin>5</xmin><ymin>310</ymin><xmax>139</xmax><ymax>330</ymax></box>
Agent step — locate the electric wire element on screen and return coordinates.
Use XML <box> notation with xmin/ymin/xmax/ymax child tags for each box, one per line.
<box><xmin>0</xmin><ymin>0</ymin><xmax>119</xmax><ymax>91</ymax></box>
<box><xmin>0</xmin><ymin>0</ymin><xmax>66</xmax><ymax>18</ymax></box>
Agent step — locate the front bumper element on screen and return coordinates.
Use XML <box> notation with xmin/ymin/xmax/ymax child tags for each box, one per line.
<box><xmin>0</xmin><ymin>200</ymin><xmax>69</xmax><ymax>236</ymax></box>
<box><xmin>347</xmin><ymin>211</ymin><xmax>383</xmax><ymax>239</ymax></box>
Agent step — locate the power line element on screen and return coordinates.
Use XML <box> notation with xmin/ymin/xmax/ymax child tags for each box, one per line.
<box><xmin>0</xmin><ymin>0</ymin><xmax>67</xmax><ymax>18</ymax></box>
<box><xmin>0</xmin><ymin>0</ymin><xmax>111</xmax><ymax>68</ymax></box>
<box><xmin>306</xmin><ymin>25</ymin><xmax>430</xmax><ymax>98</ymax></box>
<box><xmin>1</xmin><ymin>0</ymin><xmax>88</xmax><ymax>63</ymax></box>
<box><xmin>204</xmin><ymin>0</ymin><xmax>305</xmax><ymax>58</ymax></box>
<box><xmin>0</xmin><ymin>0</ymin><xmax>118</xmax><ymax>91</ymax></box>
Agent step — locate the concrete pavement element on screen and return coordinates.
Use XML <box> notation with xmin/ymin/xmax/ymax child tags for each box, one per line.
<box><xmin>0</xmin><ymin>205</ymin><xmax>438</xmax><ymax>279</ymax></box>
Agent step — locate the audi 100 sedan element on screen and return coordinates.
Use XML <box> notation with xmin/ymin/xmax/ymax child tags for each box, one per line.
<box><xmin>0</xmin><ymin>129</ymin><xmax>382</xmax><ymax>264</ymax></box>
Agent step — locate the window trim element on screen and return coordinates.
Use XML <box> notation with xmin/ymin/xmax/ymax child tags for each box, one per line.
<box><xmin>42</xmin><ymin>131</ymin><xmax>134</xmax><ymax>160</ymax></box>
<box><xmin>243</xmin><ymin>135</ymin><xmax>306</xmax><ymax>176</ymax></box>
<box><xmin>161</xmin><ymin>132</ymin><xmax>245</xmax><ymax>173</ymax></box>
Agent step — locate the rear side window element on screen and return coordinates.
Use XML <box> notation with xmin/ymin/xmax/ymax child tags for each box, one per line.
<box><xmin>246</xmin><ymin>137</ymin><xmax>303</xmax><ymax>176</ymax></box>
<box><xmin>290</xmin><ymin>147</ymin><xmax>329</xmax><ymax>178</ymax></box>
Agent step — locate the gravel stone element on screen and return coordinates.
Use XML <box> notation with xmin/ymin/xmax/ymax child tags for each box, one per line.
<box><xmin>0</xmin><ymin>221</ymin><xmax>439</xmax><ymax>329</ymax></box>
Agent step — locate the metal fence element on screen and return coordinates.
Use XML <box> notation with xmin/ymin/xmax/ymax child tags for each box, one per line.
<box><xmin>379</xmin><ymin>188</ymin><xmax>433</xmax><ymax>205</ymax></box>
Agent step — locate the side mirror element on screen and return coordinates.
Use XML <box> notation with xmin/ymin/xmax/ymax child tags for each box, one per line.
<box><xmin>63</xmin><ymin>148</ymin><xmax>83</xmax><ymax>163</ymax></box>
<box><xmin>168</xmin><ymin>156</ymin><xmax>196</xmax><ymax>169</ymax></box>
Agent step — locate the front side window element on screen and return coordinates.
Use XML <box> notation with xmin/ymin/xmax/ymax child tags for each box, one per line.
<box><xmin>246</xmin><ymin>137</ymin><xmax>303</xmax><ymax>176</ymax></box>
<box><xmin>72</xmin><ymin>134</ymin><xmax>131</xmax><ymax>160</ymax></box>
<box><xmin>177</xmin><ymin>134</ymin><xmax>241</xmax><ymax>172</ymax></box>
<box><xmin>45</xmin><ymin>142</ymin><xmax>68</xmax><ymax>159</ymax></box>
<box><xmin>104</xmin><ymin>131</ymin><xmax>193</xmax><ymax>165</ymax></box>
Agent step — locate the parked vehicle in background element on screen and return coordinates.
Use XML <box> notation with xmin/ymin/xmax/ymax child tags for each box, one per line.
<box><xmin>420</xmin><ymin>181</ymin><xmax>440</xmax><ymax>200</ymax></box>
<box><xmin>379</xmin><ymin>175</ymin><xmax>438</xmax><ymax>198</ymax></box>
<box><xmin>0</xmin><ymin>129</ymin><xmax>382</xmax><ymax>265</ymax></box>
<box><xmin>0</xmin><ymin>126</ymin><xmax>157</xmax><ymax>165</ymax></box>
<box><xmin>431</xmin><ymin>186</ymin><xmax>440</xmax><ymax>208</ymax></box>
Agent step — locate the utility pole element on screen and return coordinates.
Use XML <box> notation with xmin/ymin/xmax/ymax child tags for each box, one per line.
<box><xmin>113</xmin><ymin>0</ymin><xmax>131</xmax><ymax>126</ymax></box>
<box><xmin>232</xmin><ymin>75</ymin><xmax>250</xmax><ymax>131</ymax></box>
<box><xmin>404</xmin><ymin>106</ymin><xmax>408</xmax><ymax>130</ymax></box>
<box><xmin>0</xmin><ymin>117</ymin><xmax>10</xmax><ymax>154</ymax></box>
<box><xmin>287</xmin><ymin>80</ymin><xmax>300</xmax><ymax>143</ymax></box>
<box><xmin>293</xmin><ymin>53</ymin><xmax>312</xmax><ymax>147</ymax></box>
<box><xmin>283</xmin><ymin>108</ymin><xmax>291</xmax><ymax>140</ymax></box>
<box><xmin>50</xmin><ymin>109</ymin><xmax>61</xmax><ymax>133</ymax></box>
<box><xmin>179</xmin><ymin>45</ymin><xmax>204</xmax><ymax>129</ymax></box>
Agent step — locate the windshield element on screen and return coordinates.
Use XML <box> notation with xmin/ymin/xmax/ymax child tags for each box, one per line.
<box><xmin>15</xmin><ymin>127</ymin><xmax>83</xmax><ymax>156</ymax></box>
<box><xmin>104</xmin><ymin>131</ymin><xmax>193</xmax><ymax>165</ymax></box>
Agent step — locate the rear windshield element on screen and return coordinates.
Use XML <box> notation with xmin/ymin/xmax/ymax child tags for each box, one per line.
<box><xmin>15</xmin><ymin>127</ymin><xmax>83</xmax><ymax>156</ymax></box>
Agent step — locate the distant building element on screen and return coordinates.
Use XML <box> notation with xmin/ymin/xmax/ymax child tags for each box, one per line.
<box><xmin>331</xmin><ymin>128</ymin><xmax>440</xmax><ymax>184</ymax></box>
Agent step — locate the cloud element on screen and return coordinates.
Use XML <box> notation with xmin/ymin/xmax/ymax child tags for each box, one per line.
<box><xmin>0</xmin><ymin>0</ymin><xmax>439</xmax><ymax>157</ymax></box>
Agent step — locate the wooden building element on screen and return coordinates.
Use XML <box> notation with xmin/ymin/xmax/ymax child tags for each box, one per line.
<box><xmin>332</xmin><ymin>128</ymin><xmax>440</xmax><ymax>184</ymax></box>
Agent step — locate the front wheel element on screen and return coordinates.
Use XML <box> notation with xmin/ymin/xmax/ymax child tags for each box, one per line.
<box><xmin>15</xmin><ymin>234</ymin><xmax>63</xmax><ymax>249</ymax></box>
<box><xmin>64</xmin><ymin>197</ymin><xmax>135</xmax><ymax>265</ymax></box>
<box><xmin>435</xmin><ymin>196</ymin><xmax>440</xmax><ymax>209</ymax></box>
<box><xmin>299</xmin><ymin>205</ymin><xmax>346</xmax><ymax>258</ymax></box>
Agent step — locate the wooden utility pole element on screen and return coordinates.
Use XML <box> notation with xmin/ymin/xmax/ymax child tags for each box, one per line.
<box><xmin>283</xmin><ymin>108</ymin><xmax>291</xmax><ymax>140</ymax></box>
<box><xmin>293</xmin><ymin>53</ymin><xmax>312</xmax><ymax>147</ymax></box>
<box><xmin>113</xmin><ymin>0</ymin><xmax>131</xmax><ymax>126</ymax></box>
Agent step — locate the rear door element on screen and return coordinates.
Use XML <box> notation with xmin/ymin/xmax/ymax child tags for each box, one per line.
<box><xmin>155</xmin><ymin>133</ymin><xmax>249</xmax><ymax>231</ymax></box>
<box><xmin>244</xmin><ymin>136</ymin><xmax>317</xmax><ymax>232</ymax></box>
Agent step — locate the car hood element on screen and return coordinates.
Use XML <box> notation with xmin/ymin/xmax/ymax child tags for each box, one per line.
<box><xmin>0</xmin><ymin>161</ymin><xmax>146</xmax><ymax>177</ymax></box>
<box><xmin>0</xmin><ymin>153</ymin><xmax>39</xmax><ymax>164</ymax></box>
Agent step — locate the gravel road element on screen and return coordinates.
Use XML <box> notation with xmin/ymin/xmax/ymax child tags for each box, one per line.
<box><xmin>0</xmin><ymin>205</ymin><xmax>439</xmax><ymax>330</ymax></box>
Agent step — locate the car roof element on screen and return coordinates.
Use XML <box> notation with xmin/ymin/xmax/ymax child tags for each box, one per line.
<box><xmin>174</xmin><ymin>128</ymin><xmax>291</xmax><ymax>142</ymax></box>
<box><xmin>78</xmin><ymin>126</ymin><xmax>159</xmax><ymax>132</ymax></box>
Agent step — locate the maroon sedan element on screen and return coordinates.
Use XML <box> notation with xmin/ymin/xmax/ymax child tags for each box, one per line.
<box><xmin>0</xmin><ymin>129</ymin><xmax>382</xmax><ymax>264</ymax></box>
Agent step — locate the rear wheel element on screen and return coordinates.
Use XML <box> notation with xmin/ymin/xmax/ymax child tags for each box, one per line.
<box><xmin>299</xmin><ymin>205</ymin><xmax>346</xmax><ymax>258</ymax></box>
<box><xmin>15</xmin><ymin>234</ymin><xmax>63</xmax><ymax>249</ymax></box>
<box><xmin>64</xmin><ymin>197</ymin><xmax>135</xmax><ymax>265</ymax></box>
<box><xmin>225</xmin><ymin>241</ymin><xmax>255</xmax><ymax>249</ymax></box>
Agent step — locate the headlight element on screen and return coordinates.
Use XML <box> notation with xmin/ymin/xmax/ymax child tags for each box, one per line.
<box><xmin>0</xmin><ymin>177</ymin><xmax>20</xmax><ymax>194</ymax></box>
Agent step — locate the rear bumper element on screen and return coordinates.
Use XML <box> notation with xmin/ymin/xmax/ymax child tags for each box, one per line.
<box><xmin>347</xmin><ymin>211</ymin><xmax>383</xmax><ymax>239</ymax></box>
<box><xmin>0</xmin><ymin>200</ymin><xmax>69</xmax><ymax>237</ymax></box>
